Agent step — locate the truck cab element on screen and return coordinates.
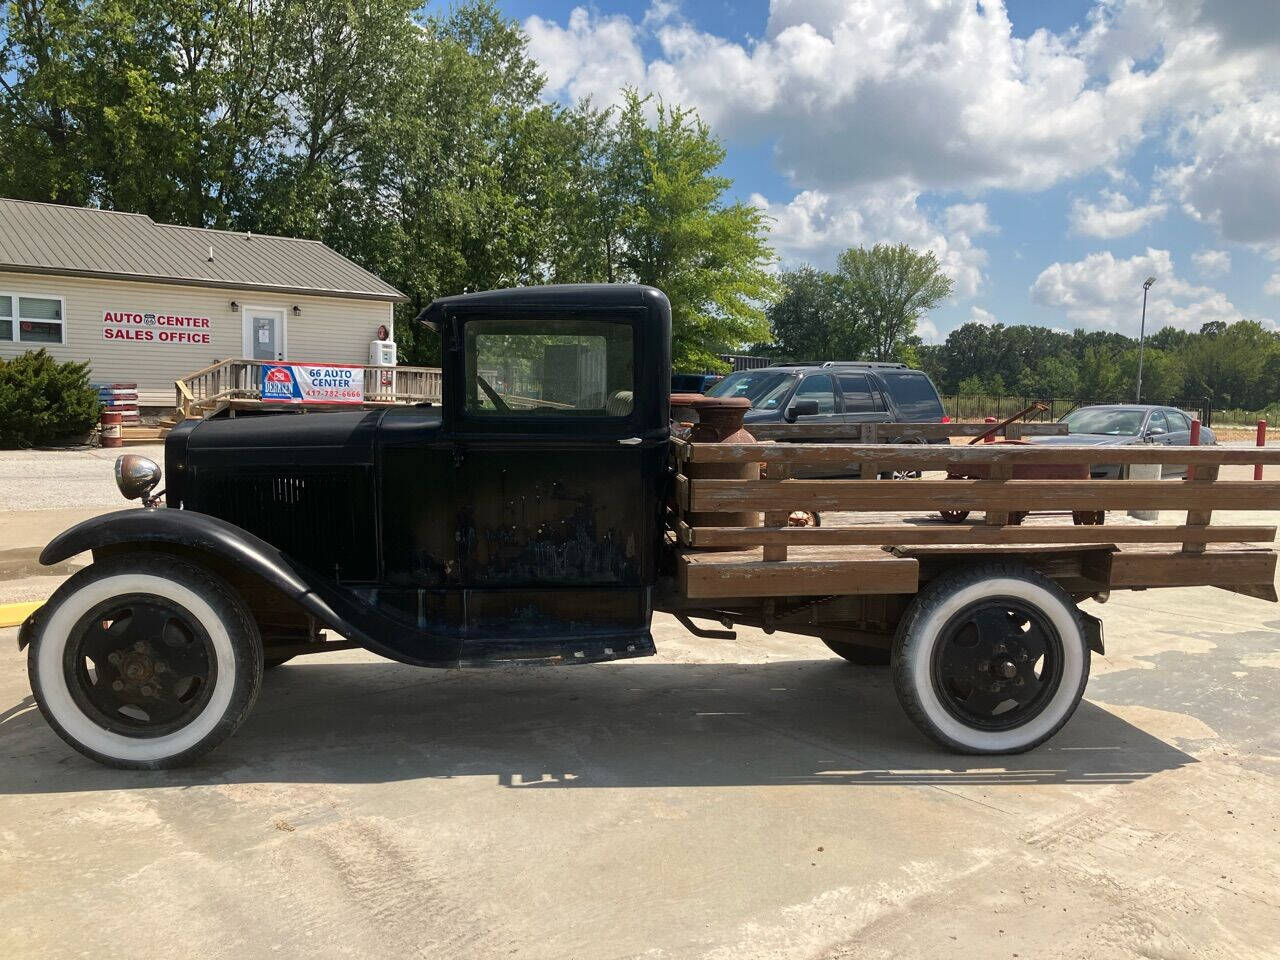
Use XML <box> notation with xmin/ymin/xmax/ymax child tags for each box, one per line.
<box><xmin>157</xmin><ymin>284</ymin><xmax>672</xmax><ymax>667</ymax></box>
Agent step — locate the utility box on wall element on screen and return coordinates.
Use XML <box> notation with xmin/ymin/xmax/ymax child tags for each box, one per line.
<box><xmin>369</xmin><ymin>340</ymin><xmax>397</xmax><ymax>366</ymax></box>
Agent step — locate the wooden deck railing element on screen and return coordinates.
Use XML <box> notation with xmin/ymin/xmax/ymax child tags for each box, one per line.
<box><xmin>669</xmin><ymin>439</ymin><xmax>1280</xmax><ymax>600</ymax></box>
<box><xmin>175</xmin><ymin>358</ymin><xmax>442</xmax><ymax>419</ymax></box>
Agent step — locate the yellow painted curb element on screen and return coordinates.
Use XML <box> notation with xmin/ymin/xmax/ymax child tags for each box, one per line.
<box><xmin>0</xmin><ymin>601</ymin><xmax>43</xmax><ymax>628</ymax></box>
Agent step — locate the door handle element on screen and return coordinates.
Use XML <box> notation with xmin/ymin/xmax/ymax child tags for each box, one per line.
<box><xmin>618</xmin><ymin>437</ymin><xmax>643</xmax><ymax>446</ymax></box>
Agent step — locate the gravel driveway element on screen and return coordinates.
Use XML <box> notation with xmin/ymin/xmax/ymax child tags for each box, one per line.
<box><xmin>0</xmin><ymin>445</ymin><xmax>164</xmax><ymax>512</ymax></box>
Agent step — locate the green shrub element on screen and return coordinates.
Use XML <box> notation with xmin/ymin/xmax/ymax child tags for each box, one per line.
<box><xmin>0</xmin><ymin>350</ymin><xmax>102</xmax><ymax>448</ymax></box>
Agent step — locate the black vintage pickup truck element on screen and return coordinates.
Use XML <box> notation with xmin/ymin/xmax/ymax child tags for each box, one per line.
<box><xmin>18</xmin><ymin>284</ymin><xmax>1280</xmax><ymax>768</ymax></box>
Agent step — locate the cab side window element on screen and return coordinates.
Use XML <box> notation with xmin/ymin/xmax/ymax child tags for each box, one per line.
<box><xmin>463</xmin><ymin>318</ymin><xmax>634</xmax><ymax>417</ymax></box>
<box><xmin>794</xmin><ymin>374</ymin><xmax>837</xmax><ymax>414</ymax></box>
<box><xmin>1147</xmin><ymin>410</ymin><xmax>1169</xmax><ymax>435</ymax></box>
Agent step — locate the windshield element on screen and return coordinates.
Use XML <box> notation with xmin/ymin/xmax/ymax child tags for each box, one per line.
<box><xmin>705</xmin><ymin>371</ymin><xmax>798</xmax><ymax>410</ymax></box>
<box><xmin>1061</xmin><ymin>408</ymin><xmax>1145</xmax><ymax>436</ymax></box>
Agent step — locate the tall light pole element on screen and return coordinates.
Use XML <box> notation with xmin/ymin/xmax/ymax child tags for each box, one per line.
<box><xmin>1136</xmin><ymin>275</ymin><xmax>1156</xmax><ymax>403</ymax></box>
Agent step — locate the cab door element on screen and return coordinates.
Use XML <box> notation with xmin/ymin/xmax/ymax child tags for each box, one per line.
<box><xmin>444</xmin><ymin>306</ymin><xmax>667</xmax><ymax>664</ymax></box>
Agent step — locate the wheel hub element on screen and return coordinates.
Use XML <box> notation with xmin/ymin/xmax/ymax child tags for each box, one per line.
<box><xmin>931</xmin><ymin>597</ymin><xmax>1065</xmax><ymax>731</ymax></box>
<box><xmin>63</xmin><ymin>596</ymin><xmax>216</xmax><ymax>736</ymax></box>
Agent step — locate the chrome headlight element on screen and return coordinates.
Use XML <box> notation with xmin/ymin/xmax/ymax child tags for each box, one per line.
<box><xmin>115</xmin><ymin>454</ymin><xmax>162</xmax><ymax>502</ymax></box>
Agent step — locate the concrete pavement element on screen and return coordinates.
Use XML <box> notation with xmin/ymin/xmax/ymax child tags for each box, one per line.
<box><xmin>3</xmin><ymin>579</ymin><xmax>1279</xmax><ymax>958</ymax></box>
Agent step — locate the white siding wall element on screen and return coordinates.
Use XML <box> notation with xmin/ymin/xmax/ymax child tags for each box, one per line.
<box><xmin>0</xmin><ymin>272</ymin><xmax>395</xmax><ymax>405</ymax></box>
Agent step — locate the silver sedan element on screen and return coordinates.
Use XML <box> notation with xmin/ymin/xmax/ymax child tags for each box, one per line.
<box><xmin>1028</xmin><ymin>404</ymin><xmax>1214</xmax><ymax>478</ymax></box>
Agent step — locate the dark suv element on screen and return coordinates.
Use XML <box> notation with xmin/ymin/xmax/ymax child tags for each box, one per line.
<box><xmin>704</xmin><ymin>361</ymin><xmax>947</xmax><ymax>434</ymax></box>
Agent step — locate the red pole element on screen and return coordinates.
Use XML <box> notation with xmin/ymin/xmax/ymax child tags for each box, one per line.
<box><xmin>1188</xmin><ymin>418</ymin><xmax>1201</xmax><ymax>481</ymax></box>
<box><xmin>1256</xmin><ymin>419</ymin><xmax>1267</xmax><ymax>481</ymax></box>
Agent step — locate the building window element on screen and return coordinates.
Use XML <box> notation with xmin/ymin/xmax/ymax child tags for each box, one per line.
<box><xmin>0</xmin><ymin>295</ymin><xmax>11</xmax><ymax>341</ymax></box>
<box><xmin>16</xmin><ymin>295</ymin><xmax>64</xmax><ymax>344</ymax></box>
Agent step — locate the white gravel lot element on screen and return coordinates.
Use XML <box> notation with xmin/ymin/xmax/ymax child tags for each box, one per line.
<box><xmin>0</xmin><ymin>445</ymin><xmax>164</xmax><ymax>512</ymax></box>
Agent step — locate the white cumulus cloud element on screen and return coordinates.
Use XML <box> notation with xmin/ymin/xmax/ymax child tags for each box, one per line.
<box><xmin>969</xmin><ymin>306</ymin><xmax>997</xmax><ymax>326</ymax></box>
<box><xmin>1069</xmin><ymin>190</ymin><xmax>1167</xmax><ymax>238</ymax></box>
<box><xmin>751</xmin><ymin>185</ymin><xmax>989</xmax><ymax>297</ymax></box>
<box><xmin>1030</xmin><ymin>248</ymin><xmax>1266</xmax><ymax>331</ymax></box>
<box><xmin>1162</xmin><ymin>94</ymin><xmax>1280</xmax><ymax>245</ymax></box>
<box><xmin>1191</xmin><ymin>248</ymin><xmax>1231</xmax><ymax>277</ymax></box>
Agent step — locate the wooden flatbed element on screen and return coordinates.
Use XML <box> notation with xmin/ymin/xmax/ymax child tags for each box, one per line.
<box><xmin>667</xmin><ymin>431</ymin><xmax>1280</xmax><ymax>606</ymax></box>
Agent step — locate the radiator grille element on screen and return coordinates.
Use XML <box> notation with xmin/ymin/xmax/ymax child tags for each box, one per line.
<box><xmin>186</xmin><ymin>466</ymin><xmax>378</xmax><ymax>582</ymax></box>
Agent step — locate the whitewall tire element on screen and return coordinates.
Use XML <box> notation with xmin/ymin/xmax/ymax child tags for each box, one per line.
<box><xmin>892</xmin><ymin>563</ymin><xmax>1090</xmax><ymax>754</ymax></box>
<box><xmin>27</xmin><ymin>555</ymin><xmax>262</xmax><ymax>769</ymax></box>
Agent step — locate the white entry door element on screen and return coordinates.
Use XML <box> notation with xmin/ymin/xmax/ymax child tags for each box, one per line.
<box><xmin>244</xmin><ymin>307</ymin><xmax>286</xmax><ymax>361</ymax></box>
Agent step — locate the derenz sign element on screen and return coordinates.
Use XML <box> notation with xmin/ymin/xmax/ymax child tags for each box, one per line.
<box><xmin>102</xmin><ymin>310</ymin><xmax>212</xmax><ymax>344</ymax></box>
<box><xmin>261</xmin><ymin>364</ymin><xmax>364</xmax><ymax>404</ymax></box>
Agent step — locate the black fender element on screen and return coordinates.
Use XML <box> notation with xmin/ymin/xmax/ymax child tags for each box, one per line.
<box><xmin>29</xmin><ymin>508</ymin><xmax>461</xmax><ymax>666</ymax></box>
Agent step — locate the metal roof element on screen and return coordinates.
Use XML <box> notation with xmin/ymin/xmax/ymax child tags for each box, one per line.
<box><xmin>0</xmin><ymin>198</ymin><xmax>405</xmax><ymax>301</ymax></box>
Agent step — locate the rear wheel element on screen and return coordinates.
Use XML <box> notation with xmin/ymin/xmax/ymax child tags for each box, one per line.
<box><xmin>939</xmin><ymin>510</ymin><xmax>970</xmax><ymax>523</ymax></box>
<box><xmin>892</xmin><ymin>563</ymin><xmax>1090</xmax><ymax>753</ymax></box>
<box><xmin>27</xmin><ymin>555</ymin><xmax>263</xmax><ymax>769</ymax></box>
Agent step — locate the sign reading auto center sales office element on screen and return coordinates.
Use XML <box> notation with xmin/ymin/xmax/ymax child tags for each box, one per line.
<box><xmin>261</xmin><ymin>364</ymin><xmax>364</xmax><ymax>404</ymax></box>
<box><xmin>102</xmin><ymin>310</ymin><xmax>212</xmax><ymax>344</ymax></box>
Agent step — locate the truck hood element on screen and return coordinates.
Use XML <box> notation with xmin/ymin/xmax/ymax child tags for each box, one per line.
<box><xmin>179</xmin><ymin>408</ymin><xmax>389</xmax><ymax>452</ymax></box>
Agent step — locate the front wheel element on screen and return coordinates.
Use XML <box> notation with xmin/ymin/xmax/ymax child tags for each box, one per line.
<box><xmin>892</xmin><ymin>563</ymin><xmax>1090</xmax><ymax>753</ymax></box>
<box><xmin>27</xmin><ymin>555</ymin><xmax>263</xmax><ymax>769</ymax></box>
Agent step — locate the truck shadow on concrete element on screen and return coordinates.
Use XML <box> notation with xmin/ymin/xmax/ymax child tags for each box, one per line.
<box><xmin>0</xmin><ymin>658</ymin><xmax>1195</xmax><ymax>795</ymax></box>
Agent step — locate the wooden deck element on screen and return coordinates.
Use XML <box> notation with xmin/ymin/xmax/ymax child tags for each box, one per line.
<box><xmin>174</xmin><ymin>358</ymin><xmax>443</xmax><ymax>421</ymax></box>
<box><xmin>669</xmin><ymin>432</ymin><xmax>1280</xmax><ymax>602</ymax></box>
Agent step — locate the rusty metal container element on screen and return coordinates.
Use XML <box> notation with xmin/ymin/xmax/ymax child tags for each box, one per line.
<box><xmin>100</xmin><ymin>410</ymin><xmax>123</xmax><ymax>448</ymax></box>
<box><xmin>671</xmin><ymin>393</ymin><xmax>762</xmax><ymax>537</ymax></box>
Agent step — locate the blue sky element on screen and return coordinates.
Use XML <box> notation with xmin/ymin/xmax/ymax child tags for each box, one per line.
<box><xmin>478</xmin><ymin>0</ymin><xmax>1280</xmax><ymax>343</ymax></box>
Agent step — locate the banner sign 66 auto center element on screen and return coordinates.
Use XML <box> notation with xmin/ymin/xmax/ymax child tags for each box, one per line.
<box><xmin>261</xmin><ymin>364</ymin><xmax>365</xmax><ymax>404</ymax></box>
<box><xmin>102</xmin><ymin>310</ymin><xmax>212</xmax><ymax>344</ymax></box>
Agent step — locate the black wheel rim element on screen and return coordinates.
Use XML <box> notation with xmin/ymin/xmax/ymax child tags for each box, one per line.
<box><xmin>930</xmin><ymin>597</ymin><xmax>1064</xmax><ymax>731</ymax></box>
<box><xmin>62</xmin><ymin>594</ymin><xmax>217</xmax><ymax>737</ymax></box>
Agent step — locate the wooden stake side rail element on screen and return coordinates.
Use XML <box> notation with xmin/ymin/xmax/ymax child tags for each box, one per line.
<box><xmin>683</xmin><ymin>479</ymin><xmax>1280</xmax><ymax>513</ymax></box>
<box><xmin>679</xmin><ymin>522</ymin><xmax>1278</xmax><ymax>548</ymax></box>
<box><xmin>679</xmin><ymin>442</ymin><xmax>1280</xmax><ymax>467</ymax></box>
<box><xmin>670</xmin><ymin>439</ymin><xmax>1280</xmax><ymax>601</ymax></box>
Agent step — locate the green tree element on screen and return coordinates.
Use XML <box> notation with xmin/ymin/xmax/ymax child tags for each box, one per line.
<box><xmin>1022</xmin><ymin>355</ymin><xmax>1080</xmax><ymax>398</ymax></box>
<box><xmin>577</xmin><ymin>92</ymin><xmax>777</xmax><ymax>371</ymax></box>
<box><xmin>1119</xmin><ymin>348</ymin><xmax>1183</xmax><ymax>403</ymax></box>
<box><xmin>766</xmin><ymin>266</ymin><xmax>863</xmax><ymax>362</ymax></box>
<box><xmin>837</xmin><ymin>243</ymin><xmax>953</xmax><ymax>362</ymax></box>
<box><xmin>1078</xmin><ymin>345</ymin><xmax>1122</xmax><ymax>399</ymax></box>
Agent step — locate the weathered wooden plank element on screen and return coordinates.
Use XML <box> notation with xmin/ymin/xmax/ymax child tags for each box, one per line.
<box><xmin>1183</xmin><ymin>464</ymin><xmax>1217</xmax><ymax>555</ymax></box>
<box><xmin>986</xmin><ymin>464</ymin><xmax>1013</xmax><ymax>526</ymax></box>
<box><xmin>685</xmin><ymin>442</ymin><xmax>1280</xmax><ymax>466</ymax></box>
<box><xmin>680</xmin><ymin>554</ymin><xmax>920</xmax><ymax>599</ymax></box>
<box><xmin>1108</xmin><ymin>547</ymin><xmax>1277</xmax><ymax>588</ymax></box>
<box><xmin>685</xmin><ymin>523</ymin><xmax>1277</xmax><ymax>547</ymax></box>
<box><xmin>745</xmin><ymin>422</ymin><xmax>1068</xmax><ymax>441</ymax></box>
<box><xmin>672</xmin><ymin>473</ymin><xmax>690</xmax><ymax>512</ymax></box>
<box><xmin>688</xmin><ymin>478</ymin><xmax>1280</xmax><ymax>513</ymax></box>
<box><xmin>762</xmin><ymin>462</ymin><xmax>791</xmax><ymax>561</ymax></box>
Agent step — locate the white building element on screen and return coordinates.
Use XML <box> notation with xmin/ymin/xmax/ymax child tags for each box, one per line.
<box><xmin>0</xmin><ymin>199</ymin><xmax>405</xmax><ymax>406</ymax></box>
